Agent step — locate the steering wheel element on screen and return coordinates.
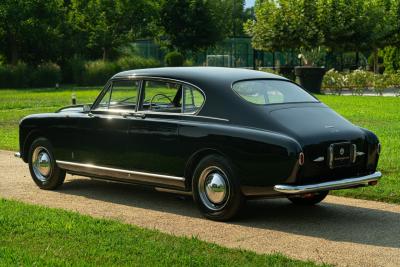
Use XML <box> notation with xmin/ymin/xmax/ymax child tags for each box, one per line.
<box><xmin>149</xmin><ymin>94</ymin><xmax>174</xmax><ymax>110</ymax></box>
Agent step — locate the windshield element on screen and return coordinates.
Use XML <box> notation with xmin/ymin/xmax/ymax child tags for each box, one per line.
<box><xmin>232</xmin><ymin>79</ymin><xmax>318</xmax><ymax>105</ymax></box>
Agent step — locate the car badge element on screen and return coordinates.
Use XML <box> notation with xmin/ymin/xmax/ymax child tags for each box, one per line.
<box><xmin>340</xmin><ymin>148</ymin><xmax>345</xmax><ymax>155</ymax></box>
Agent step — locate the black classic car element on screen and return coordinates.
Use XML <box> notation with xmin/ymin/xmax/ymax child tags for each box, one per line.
<box><xmin>16</xmin><ymin>67</ymin><xmax>381</xmax><ymax>221</ymax></box>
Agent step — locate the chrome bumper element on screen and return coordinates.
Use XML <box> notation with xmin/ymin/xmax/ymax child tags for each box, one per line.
<box><xmin>274</xmin><ymin>171</ymin><xmax>382</xmax><ymax>194</ymax></box>
<box><xmin>14</xmin><ymin>152</ymin><xmax>21</xmax><ymax>158</ymax></box>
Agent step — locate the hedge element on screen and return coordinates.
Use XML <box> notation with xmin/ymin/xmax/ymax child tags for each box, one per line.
<box><xmin>0</xmin><ymin>56</ymin><xmax>162</xmax><ymax>88</ymax></box>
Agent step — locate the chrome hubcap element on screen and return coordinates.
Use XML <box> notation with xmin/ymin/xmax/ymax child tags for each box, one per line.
<box><xmin>32</xmin><ymin>146</ymin><xmax>52</xmax><ymax>182</ymax></box>
<box><xmin>198</xmin><ymin>166</ymin><xmax>230</xmax><ymax>211</ymax></box>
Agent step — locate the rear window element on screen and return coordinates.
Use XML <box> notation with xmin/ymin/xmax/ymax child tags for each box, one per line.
<box><xmin>232</xmin><ymin>79</ymin><xmax>318</xmax><ymax>105</ymax></box>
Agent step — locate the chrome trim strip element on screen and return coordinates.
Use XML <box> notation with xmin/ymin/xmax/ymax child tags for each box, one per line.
<box><xmin>313</xmin><ymin>156</ymin><xmax>324</xmax><ymax>162</ymax></box>
<box><xmin>87</xmin><ymin>109</ymin><xmax>229</xmax><ymax>122</ymax></box>
<box><xmin>56</xmin><ymin>160</ymin><xmax>185</xmax><ymax>188</ymax></box>
<box><xmin>274</xmin><ymin>171</ymin><xmax>382</xmax><ymax>194</ymax></box>
<box><xmin>356</xmin><ymin>151</ymin><xmax>365</xmax><ymax>156</ymax></box>
<box><xmin>14</xmin><ymin>152</ymin><xmax>21</xmax><ymax>158</ymax></box>
<box><xmin>328</xmin><ymin>144</ymin><xmax>334</xmax><ymax>169</ymax></box>
<box><xmin>352</xmin><ymin>144</ymin><xmax>357</xmax><ymax>163</ymax></box>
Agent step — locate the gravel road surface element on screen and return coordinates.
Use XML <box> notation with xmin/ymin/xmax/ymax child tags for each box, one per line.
<box><xmin>1</xmin><ymin>150</ymin><xmax>399</xmax><ymax>266</ymax></box>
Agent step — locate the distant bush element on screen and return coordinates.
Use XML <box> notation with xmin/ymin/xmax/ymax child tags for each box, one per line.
<box><xmin>116</xmin><ymin>56</ymin><xmax>160</xmax><ymax>71</ymax></box>
<box><xmin>322</xmin><ymin>69</ymin><xmax>349</xmax><ymax>95</ymax></box>
<box><xmin>391</xmin><ymin>71</ymin><xmax>400</xmax><ymax>96</ymax></box>
<box><xmin>183</xmin><ymin>59</ymin><xmax>194</xmax><ymax>66</ymax></box>
<box><xmin>0</xmin><ymin>62</ymin><xmax>30</xmax><ymax>88</ymax></box>
<box><xmin>63</xmin><ymin>56</ymin><xmax>86</xmax><ymax>85</ymax></box>
<box><xmin>31</xmin><ymin>62</ymin><xmax>62</xmax><ymax>87</ymax></box>
<box><xmin>347</xmin><ymin>70</ymin><xmax>373</xmax><ymax>96</ymax></box>
<box><xmin>381</xmin><ymin>46</ymin><xmax>400</xmax><ymax>74</ymax></box>
<box><xmin>81</xmin><ymin>60</ymin><xmax>118</xmax><ymax>86</ymax></box>
<box><xmin>164</xmin><ymin>51</ymin><xmax>184</xmax><ymax>67</ymax></box>
<box><xmin>323</xmin><ymin>69</ymin><xmax>400</xmax><ymax>96</ymax></box>
<box><xmin>77</xmin><ymin>56</ymin><xmax>160</xmax><ymax>86</ymax></box>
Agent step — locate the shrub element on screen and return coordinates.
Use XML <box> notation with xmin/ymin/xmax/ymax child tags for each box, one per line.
<box><xmin>391</xmin><ymin>71</ymin><xmax>400</xmax><ymax>97</ymax></box>
<box><xmin>164</xmin><ymin>51</ymin><xmax>184</xmax><ymax>67</ymax></box>
<box><xmin>31</xmin><ymin>62</ymin><xmax>62</xmax><ymax>87</ymax></box>
<box><xmin>81</xmin><ymin>60</ymin><xmax>119</xmax><ymax>86</ymax></box>
<box><xmin>0</xmin><ymin>62</ymin><xmax>30</xmax><ymax>88</ymax></box>
<box><xmin>322</xmin><ymin>69</ymin><xmax>349</xmax><ymax>95</ymax></box>
<box><xmin>183</xmin><ymin>59</ymin><xmax>194</xmax><ymax>66</ymax></box>
<box><xmin>116</xmin><ymin>56</ymin><xmax>161</xmax><ymax>71</ymax></box>
<box><xmin>347</xmin><ymin>70</ymin><xmax>373</xmax><ymax>96</ymax></box>
<box><xmin>381</xmin><ymin>46</ymin><xmax>400</xmax><ymax>73</ymax></box>
<box><xmin>372</xmin><ymin>73</ymin><xmax>391</xmax><ymax>96</ymax></box>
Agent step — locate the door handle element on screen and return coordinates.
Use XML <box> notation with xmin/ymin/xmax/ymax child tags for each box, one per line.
<box><xmin>132</xmin><ymin>113</ymin><xmax>146</xmax><ymax>119</ymax></box>
<box><xmin>121</xmin><ymin>112</ymin><xmax>146</xmax><ymax>119</ymax></box>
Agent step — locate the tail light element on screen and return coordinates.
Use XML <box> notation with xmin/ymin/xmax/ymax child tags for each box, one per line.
<box><xmin>377</xmin><ymin>143</ymin><xmax>381</xmax><ymax>155</ymax></box>
<box><xmin>298</xmin><ymin>152</ymin><xmax>305</xmax><ymax>166</ymax></box>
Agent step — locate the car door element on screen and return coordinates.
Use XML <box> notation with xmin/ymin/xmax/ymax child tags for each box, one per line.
<box><xmin>125</xmin><ymin>79</ymin><xmax>185</xmax><ymax>177</ymax></box>
<box><xmin>74</xmin><ymin>79</ymin><xmax>140</xmax><ymax>169</ymax></box>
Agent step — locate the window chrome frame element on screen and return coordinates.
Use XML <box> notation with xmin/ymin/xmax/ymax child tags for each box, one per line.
<box><xmin>88</xmin><ymin>75</ymin><xmax>226</xmax><ymax>121</ymax></box>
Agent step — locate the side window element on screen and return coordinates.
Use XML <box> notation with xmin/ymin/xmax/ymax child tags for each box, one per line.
<box><xmin>183</xmin><ymin>85</ymin><xmax>204</xmax><ymax>113</ymax></box>
<box><xmin>140</xmin><ymin>80</ymin><xmax>182</xmax><ymax>113</ymax></box>
<box><xmin>96</xmin><ymin>80</ymin><xmax>139</xmax><ymax>110</ymax></box>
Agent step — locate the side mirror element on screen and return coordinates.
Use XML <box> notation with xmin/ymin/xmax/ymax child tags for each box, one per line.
<box><xmin>83</xmin><ymin>105</ymin><xmax>91</xmax><ymax>112</ymax></box>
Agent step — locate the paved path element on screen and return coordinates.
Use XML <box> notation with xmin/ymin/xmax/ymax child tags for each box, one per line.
<box><xmin>1</xmin><ymin>150</ymin><xmax>399</xmax><ymax>266</ymax></box>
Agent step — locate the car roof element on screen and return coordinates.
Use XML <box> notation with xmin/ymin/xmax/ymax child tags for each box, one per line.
<box><xmin>112</xmin><ymin>67</ymin><xmax>286</xmax><ymax>88</ymax></box>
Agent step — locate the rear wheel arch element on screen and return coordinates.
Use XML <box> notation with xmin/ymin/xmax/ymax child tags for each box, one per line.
<box><xmin>184</xmin><ymin>148</ymin><xmax>236</xmax><ymax>190</ymax></box>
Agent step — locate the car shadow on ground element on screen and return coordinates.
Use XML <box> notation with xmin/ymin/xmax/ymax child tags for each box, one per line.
<box><xmin>59</xmin><ymin>176</ymin><xmax>400</xmax><ymax>249</ymax></box>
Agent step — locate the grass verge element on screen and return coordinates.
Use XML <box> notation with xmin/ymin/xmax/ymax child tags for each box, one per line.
<box><xmin>0</xmin><ymin>198</ymin><xmax>322</xmax><ymax>266</ymax></box>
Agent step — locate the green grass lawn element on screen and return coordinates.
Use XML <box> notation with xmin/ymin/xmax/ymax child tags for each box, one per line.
<box><xmin>0</xmin><ymin>87</ymin><xmax>399</xmax><ymax>204</ymax></box>
<box><xmin>0</xmin><ymin>198</ymin><xmax>321</xmax><ymax>266</ymax></box>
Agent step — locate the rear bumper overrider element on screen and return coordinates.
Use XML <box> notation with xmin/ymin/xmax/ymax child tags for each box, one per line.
<box><xmin>274</xmin><ymin>171</ymin><xmax>382</xmax><ymax>194</ymax></box>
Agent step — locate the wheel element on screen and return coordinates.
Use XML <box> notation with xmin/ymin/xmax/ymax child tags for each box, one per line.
<box><xmin>192</xmin><ymin>155</ymin><xmax>244</xmax><ymax>221</ymax></box>
<box><xmin>287</xmin><ymin>191</ymin><xmax>329</xmax><ymax>205</ymax></box>
<box><xmin>28</xmin><ymin>138</ymin><xmax>66</xmax><ymax>190</ymax></box>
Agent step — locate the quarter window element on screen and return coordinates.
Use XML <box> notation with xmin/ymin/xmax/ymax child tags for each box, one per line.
<box><xmin>183</xmin><ymin>85</ymin><xmax>204</xmax><ymax>113</ymax></box>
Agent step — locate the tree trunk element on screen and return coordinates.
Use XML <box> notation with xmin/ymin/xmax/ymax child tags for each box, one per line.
<box><xmin>9</xmin><ymin>37</ymin><xmax>19</xmax><ymax>65</ymax></box>
<box><xmin>102</xmin><ymin>47</ymin><xmax>107</xmax><ymax>61</ymax></box>
<box><xmin>373</xmin><ymin>48</ymin><xmax>378</xmax><ymax>74</ymax></box>
<box><xmin>272</xmin><ymin>51</ymin><xmax>275</xmax><ymax>70</ymax></box>
<box><xmin>355</xmin><ymin>51</ymin><xmax>359</xmax><ymax>69</ymax></box>
<box><xmin>340</xmin><ymin>52</ymin><xmax>344</xmax><ymax>71</ymax></box>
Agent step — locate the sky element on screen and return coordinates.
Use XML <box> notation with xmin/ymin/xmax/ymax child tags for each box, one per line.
<box><xmin>245</xmin><ymin>0</ymin><xmax>255</xmax><ymax>8</ymax></box>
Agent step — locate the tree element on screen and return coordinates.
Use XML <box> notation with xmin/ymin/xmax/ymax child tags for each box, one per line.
<box><xmin>209</xmin><ymin>0</ymin><xmax>247</xmax><ymax>37</ymax></box>
<box><xmin>160</xmin><ymin>0</ymin><xmax>224</xmax><ymax>53</ymax></box>
<box><xmin>244</xmin><ymin>0</ymin><xmax>322</xmax><ymax>53</ymax></box>
<box><xmin>362</xmin><ymin>0</ymin><xmax>393</xmax><ymax>72</ymax></box>
<box><xmin>68</xmin><ymin>0</ymin><xmax>157</xmax><ymax>60</ymax></box>
<box><xmin>0</xmin><ymin>0</ymin><xmax>65</xmax><ymax>65</ymax></box>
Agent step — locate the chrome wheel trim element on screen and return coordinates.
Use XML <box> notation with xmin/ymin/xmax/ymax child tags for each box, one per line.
<box><xmin>32</xmin><ymin>146</ymin><xmax>52</xmax><ymax>182</ymax></box>
<box><xmin>198</xmin><ymin>166</ymin><xmax>230</xmax><ymax>211</ymax></box>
